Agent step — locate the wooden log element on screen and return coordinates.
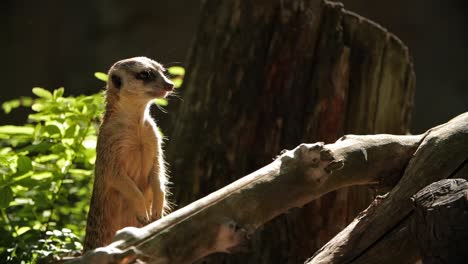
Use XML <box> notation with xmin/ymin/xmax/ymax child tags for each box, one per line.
<box><xmin>411</xmin><ymin>179</ymin><xmax>468</xmax><ymax>264</ymax></box>
<box><xmin>70</xmin><ymin>133</ymin><xmax>421</xmax><ymax>264</ymax></box>
<box><xmin>306</xmin><ymin>112</ymin><xmax>468</xmax><ymax>264</ymax></box>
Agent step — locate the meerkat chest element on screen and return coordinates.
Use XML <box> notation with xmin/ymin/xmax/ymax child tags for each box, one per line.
<box><xmin>117</xmin><ymin>123</ymin><xmax>160</xmax><ymax>186</ymax></box>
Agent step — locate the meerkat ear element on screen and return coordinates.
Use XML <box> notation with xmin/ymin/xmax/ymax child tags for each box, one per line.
<box><xmin>110</xmin><ymin>74</ymin><xmax>122</xmax><ymax>89</ymax></box>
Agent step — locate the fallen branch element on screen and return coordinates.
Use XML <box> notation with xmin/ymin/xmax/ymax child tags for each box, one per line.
<box><xmin>71</xmin><ymin>131</ymin><xmax>422</xmax><ymax>263</ymax></box>
<box><xmin>71</xmin><ymin>113</ymin><xmax>468</xmax><ymax>264</ymax></box>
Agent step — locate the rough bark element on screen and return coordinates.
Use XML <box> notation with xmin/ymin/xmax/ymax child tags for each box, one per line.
<box><xmin>306</xmin><ymin>112</ymin><xmax>468</xmax><ymax>264</ymax></box>
<box><xmin>166</xmin><ymin>0</ymin><xmax>415</xmax><ymax>262</ymax></box>
<box><xmin>410</xmin><ymin>179</ymin><xmax>468</xmax><ymax>264</ymax></box>
<box><xmin>70</xmin><ymin>133</ymin><xmax>420</xmax><ymax>264</ymax></box>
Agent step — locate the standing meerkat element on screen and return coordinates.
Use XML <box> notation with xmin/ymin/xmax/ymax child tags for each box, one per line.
<box><xmin>84</xmin><ymin>57</ymin><xmax>173</xmax><ymax>251</ymax></box>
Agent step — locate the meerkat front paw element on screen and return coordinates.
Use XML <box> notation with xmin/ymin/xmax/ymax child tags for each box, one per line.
<box><xmin>151</xmin><ymin>211</ymin><xmax>162</xmax><ymax>222</ymax></box>
<box><xmin>136</xmin><ymin>214</ymin><xmax>151</xmax><ymax>226</ymax></box>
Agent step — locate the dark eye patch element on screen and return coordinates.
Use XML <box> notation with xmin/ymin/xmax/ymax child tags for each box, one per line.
<box><xmin>111</xmin><ymin>74</ymin><xmax>122</xmax><ymax>89</ymax></box>
<box><xmin>135</xmin><ymin>70</ymin><xmax>156</xmax><ymax>81</ymax></box>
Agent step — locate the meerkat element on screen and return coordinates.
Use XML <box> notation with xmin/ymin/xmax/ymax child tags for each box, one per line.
<box><xmin>83</xmin><ymin>57</ymin><xmax>173</xmax><ymax>251</ymax></box>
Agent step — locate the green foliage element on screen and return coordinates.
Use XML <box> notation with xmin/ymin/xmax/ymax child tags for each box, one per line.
<box><xmin>0</xmin><ymin>67</ymin><xmax>184</xmax><ymax>263</ymax></box>
<box><xmin>0</xmin><ymin>87</ymin><xmax>104</xmax><ymax>263</ymax></box>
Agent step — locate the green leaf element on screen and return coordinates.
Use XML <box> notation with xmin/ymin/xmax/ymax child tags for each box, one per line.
<box><xmin>0</xmin><ymin>186</ymin><xmax>13</xmax><ymax>208</ymax></box>
<box><xmin>0</xmin><ymin>155</ymin><xmax>9</xmax><ymax>166</ymax></box>
<box><xmin>2</xmin><ymin>97</ymin><xmax>34</xmax><ymax>114</ymax></box>
<box><xmin>69</xmin><ymin>169</ymin><xmax>92</xmax><ymax>176</ymax></box>
<box><xmin>167</xmin><ymin>66</ymin><xmax>185</xmax><ymax>76</ymax></box>
<box><xmin>64</xmin><ymin>124</ymin><xmax>78</xmax><ymax>138</ymax></box>
<box><xmin>23</xmin><ymin>141</ymin><xmax>53</xmax><ymax>153</ymax></box>
<box><xmin>82</xmin><ymin>136</ymin><xmax>97</xmax><ymax>149</ymax></box>
<box><xmin>0</xmin><ymin>125</ymin><xmax>34</xmax><ymax>135</ymax></box>
<box><xmin>32</xmin><ymin>87</ymin><xmax>52</xmax><ymax>99</ymax></box>
<box><xmin>20</xmin><ymin>97</ymin><xmax>34</xmax><ymax>107</ymax></box>
<box><xmin>16</xmin><ymin>226</ymin><xmax>31</xmax><ymax>236</ymax></box>
<box><xmin>94</xmin><ymin>72</ymin><xmax>108</xmax><ymax>82</ymax></box>
<box><xmin>172</xmin><ymin>78</ymin><xmax>183</xmax><ymax>88</ymax></box>
<box><xmin>31</xmin><ymin>103</ymin><xmax>45</xmax><ymax>112</ymax></box>
<box><xmin>2</xmin><ymin>99</ymin><xmax>20</xmax><ymax>114</ymax></box>
<box><xmin>154</xmin><ymin>98</ymin><xmax>168</xmax><ymax>106</ymax></box>
<box><xmin>31</xmin><ymin>172</ymin><xmax>53</xmax><ymax>181</ymax></box>
<box><xmin>17</xmin><ymin>156</ymin><xmax>33</xmax><ymax>173</ymax></box>
<box><xmin>53</xmin><ymin>87</ymin><xmax>64</xmax><ymax>99</ymax></box>
<box><xmin>44</xmin><ymin>124</ymin><xmax>62</xmax><ymax>138</ymax></box>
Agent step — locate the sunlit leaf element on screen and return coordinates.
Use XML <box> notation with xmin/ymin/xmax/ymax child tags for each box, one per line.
<box><xmin>31</xmin><ymin>103</ymin><xmax>45</xmax><ymax>112</ymax></box>
<box><xmin>69</xmin><ymin>169</ymin><xmax>92</xmax><ymax>176</ymax></box>
<box><xmin>32</xmin><ymin>87</ymin><xmax>52</xmax><ymax>99</ymax></box>
<box><xmin>0</xmin><ymin>126</ymin><xmax>34</xmax><ymax>135</ymax></box>
<box><xmin>172</xmin><ymin>78</ymin><xmax>183</xmax><ymax>88</ymax></box>
<box><xmin>167</xmin><ymin>66</ymin><xmax>185</xmax><ymax>76</ymax></box>
<box><xmin>16</xmin><ymin>226</ymin><xmax>31</xmax><ymax>236</ymax></box>
<box><xmin>2</xmin><ymin>99</ymin><xmax>20</xmax><ymax>114</ymax></box>
<box><xmin>82</xmin><ymin>136</ymin><xmax>97</xmax><ymax>149</ymax></box>
<box><xmin>35</xmin><ymin>154</ymin><xmax>59</xmax><ymax>163</ymax></box>
<box><xmin>94</xmin><ymin>72</ymin><xmax>108</xmax><ymax>82</ymax></box>
<box><xmin>31</xmin><ymin>172</ymin><xmax>53</xmax><ymax>181</ymax></box>
<box><xmin>154</xmin><ymin>98</ymin><xmax>168</xmax><ymax>106</ymax></box>
<box><xmin>53</xmin><ymin>87</ymin><xmax>64</xmax><ymax>99</ymax></box>
<box><xmin>0</xmin><ymin>156</ymin><xmax>9</xmax><ymax>166</ymax></box>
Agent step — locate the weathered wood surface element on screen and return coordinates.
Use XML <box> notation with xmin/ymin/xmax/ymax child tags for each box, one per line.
<box><xmin>306</xmin><ymin>112</ymin><xmax>468</xmax><ymax>264</ymax></box>
<box><xmin>165</xmin><ymin>0</ymin><xmax>415</xmax><ymax>262</ymax></box>
<box><xmin>70</xmin><ymin>133</ymin><xmax>421</xmax><ymax>264</ymax></box>
<box><xmin>411</xmin><ymin>179</ymin><xmax>468</xmax><ymax>264</ymax></box>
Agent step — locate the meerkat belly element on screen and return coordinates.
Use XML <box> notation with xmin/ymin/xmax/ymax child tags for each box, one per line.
<box><xmin>119</xmin><ymin>133</ymin><xmax>157</xmax><ymax>190</ymax></box>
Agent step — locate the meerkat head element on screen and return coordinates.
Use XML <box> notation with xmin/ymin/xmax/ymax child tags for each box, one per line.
<box><xmin>106</xmin><ymin>57</ymin><xmax>174</xmax><ymax>101</ymax></box>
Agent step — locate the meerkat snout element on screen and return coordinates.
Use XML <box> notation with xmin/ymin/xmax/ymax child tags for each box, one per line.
<box><xmin>107</xmin><ymin>56</ymin><xmax>174</xmax><ymax>99</ymax></box>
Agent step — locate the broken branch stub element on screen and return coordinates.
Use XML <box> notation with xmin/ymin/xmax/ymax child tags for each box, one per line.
<box><xmin>71</xmin><ymin>134</ymin><xmax>421</xmax><ymax>264</ymax></box>
<box><xmin>411</xmin><ymin>179</ymin><xmax>468</xmax><ymax>263</ymax></box>
<box><xmin>307</xmin><ymin>112</ymin><xmax>468</xmax><ymax>264</ymax></box>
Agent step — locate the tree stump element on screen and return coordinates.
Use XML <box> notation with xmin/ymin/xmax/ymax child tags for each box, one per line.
<box><xmin>166</xmin><ymin>0</ymin><xmax>415</xmax><ymax>263</ymax></box>
<box><xmin>411</xmin><ymin>179</ymin><xmax>468</xmax><ymax>264</ymax></box>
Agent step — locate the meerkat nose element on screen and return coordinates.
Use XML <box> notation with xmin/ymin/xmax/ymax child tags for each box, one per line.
<box><xmin>163</xmin><ymin>80</ymin><xmax>174</xmax><ymax>91</ymax></box>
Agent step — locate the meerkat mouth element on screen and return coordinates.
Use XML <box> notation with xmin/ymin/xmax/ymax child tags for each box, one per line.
<box><xmin>163</xmin><ymin>86</ymin><xmax>173</xmax><ymax>92</ymax></box>
<box><xmin>147</xmin><ymin>89</ymin><xmax>170</xmax><ymax>98</ymax></box>
<box><xmin>162</xmin><ymin>84</ymin><xmax>174</xmax><ymax>92</ymax></box>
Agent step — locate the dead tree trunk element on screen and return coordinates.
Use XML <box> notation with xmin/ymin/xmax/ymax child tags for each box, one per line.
<box><xmin>166</xmin><ymin>0</ymin><xmax>414</xmax><ymax>262</ymax></box>
<box><xmin>411</xmin><ymin>179</ymin><xmax>468</xmax><ymax>264</ymax></box>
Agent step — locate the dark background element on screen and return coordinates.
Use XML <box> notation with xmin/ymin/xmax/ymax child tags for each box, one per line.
<box><xmin>1</xmin><ymin>0</ymin><xmax>467</xmax><ymax>133</ymax></box>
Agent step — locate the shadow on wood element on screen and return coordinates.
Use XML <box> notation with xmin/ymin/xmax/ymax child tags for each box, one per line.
<box><xmin>411</xmin><ymin>179</ymin><xmax>468</xmax><ymax>264</ymax></box>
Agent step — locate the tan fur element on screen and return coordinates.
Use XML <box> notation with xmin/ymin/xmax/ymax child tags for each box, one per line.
<box><xmin>84</xmin><ymin>57</ymin><xmax>173</xmax><ymax>251</ymax></box>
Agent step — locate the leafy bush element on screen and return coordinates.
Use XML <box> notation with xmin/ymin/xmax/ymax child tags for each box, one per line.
<box><xmin>0</xmin><ymin>68</ymin><xmax>184</xmax><ymax>263</ymax></box>
<box><xmin>0</xmin><ymin>87</ymin><xmax>104</xmax><ymax>263</ymax></box>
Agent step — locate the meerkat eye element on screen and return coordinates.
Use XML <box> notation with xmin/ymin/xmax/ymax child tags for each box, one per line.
<box><xmin>136</xmin><ymin>70</ymin><xmax>155</xmax><ymax>81</ymax></box>
<box><xmin>111</xmin><ymin>74</ymin><xmax>122</xmax><ymax>89</ymax></box>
